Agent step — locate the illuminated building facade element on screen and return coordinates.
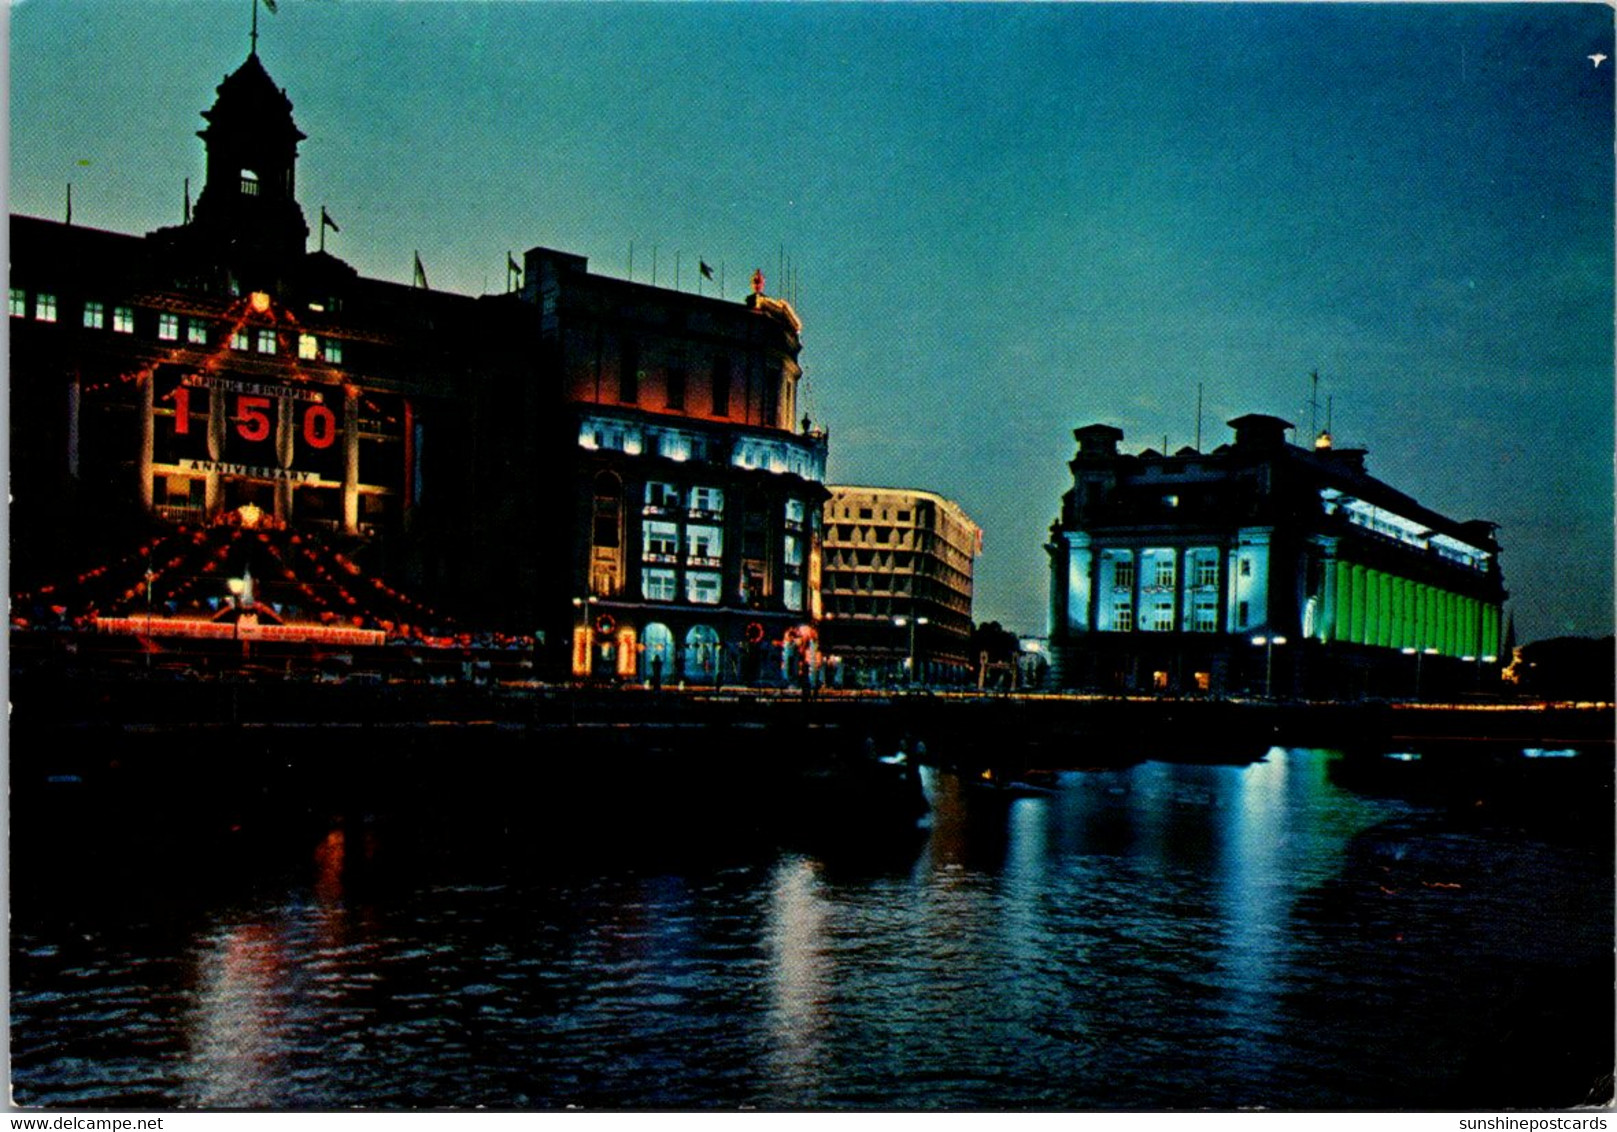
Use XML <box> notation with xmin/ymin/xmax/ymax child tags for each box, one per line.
<box><xmin>9</xmin><ymin>53</ymin><xmax>456</xmax><ymax>608</ymax></box>
<box><xmin>820</xmin><ymin>486</ymin><xmax>981</xmax><ymax>685</ymax></box>
<box><xmin>10</xmin><ymin>49</ymin><xmax>830</xmax><ymax>682</ymax></box>
<box><xmin>530</xmin><ymin>250</ymin><xmax>829</xmax><ymax>685</ymax></box>
<box><xmin>1046</xmin><ymin>414</ymin><xmax>1507</xmax><ymax>699</ymax></box>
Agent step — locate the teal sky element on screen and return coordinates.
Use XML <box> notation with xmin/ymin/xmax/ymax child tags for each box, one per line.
<box><xmin>9</xmin><ymin>1</ymin><xmax>1613</xmax><ymax>641</ymax></box>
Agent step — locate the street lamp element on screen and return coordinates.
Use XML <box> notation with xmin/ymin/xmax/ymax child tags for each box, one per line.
<box><xmin>1250</xmin><ymin>634</ymin><xmax>1287</xmax><ymax>699</ymax></box>
<box><xmin>894</xmin><ymin>614</ymin><xmax>930</xmax><ymax>687</ymax></box>
<box><xmin>1401</xmin><ymin>645</ymin><xmax>1439</xmax><ymax>700</ymax></box>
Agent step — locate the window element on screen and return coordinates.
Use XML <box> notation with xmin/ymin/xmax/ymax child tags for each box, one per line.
<box><xmin>645</xmin><ymin>481</ymin><xmax>681</xmax><ymax>510</ymax></box>
<box><xmin>1114</xmin><ymin>559</ymin><xmax>1135</xmax><ymax>590</ymax></box>
<box><xmin>686</xmin><ymin>571</ymin><xmax>722</xmax><ymax>605</ymax></box>
<box><xmin>897</xmin><ymin>510</ymin><xmax>911</xmax><ymax>522</ymax></box>
<box><xmin>689</xmin><ymin>486</ymin><xmax>724</xmax><ymax>515</ymax></box>
<box><xmin>619</xmin><ymin>342</ymin><xmax>640</xmax><ymax>403</ymax></box>
<box><xmin>784</xmin><ymin>534</ymin><xmax>803</xmax><ymax>567</ymax></box>
<box><xmin>187</xmin><ymin>318</ymin><xmax>208</xmax><ymax>344</ymax></box>
<box><xmin>324</xmin><ymin>339</ymin><xmax>343</xmax><ymax>364</ymax></box>
<box><xmin>666</xmin><ymin>367</ymin><xmax>685</xmax><ymax>411</ymax></box>
<box><xmin>299</xmin><ymin>334</ymin><xmax>320</xmax><ymax>360</ymax></box>
<box><xmin>256</xmin><ymin>329</ymin><xmax>276</xmax><ymax>354</ymax></box>
<box><xmin>232</xmin><ymin>328</ymin><xmax>250</xmax><ymax>351</ymax></box>
<box><xmin>711</xmin><ymin>357</ymin><xmax>731</xmax><ymax>417</ymax></box>
<box><xmin>1193</xmin><ymin>597</ymin><xmax>1219</xmax><ymax>633</ymax></box>
<box><xmin>1151</xmin><ymin>599</ymin><xmax>1174</xmax><ymax>632</ymax></box>
<box><xmin>643</xmin><ymin>521</ymin><xmax>679</xmax><ymax>559</ymax></box>
<box><xmin>83</xmin><ymin>301</ymin><xmax>104</xmax><ymax>329</ymax></box>
<box><xmin>1114</xmin><ymin>602</ymin><xmax>1134</xmax><ymax>633</ymax></box>
<box><xmin>859</xmin><ymin>507</ymin><xmax>873</xmax><ymax>520</ymax></box>
<box><xmin>35</xmin><ymin>293</ymin><xmax>57</xmax><ymax>323</ymax></box>
<box><xmin>642</xmin><ymin>568</ymin><xmax>677</xmax><ymax>602</ymax></box>
<box><xmin>9</xmin><ymin>289</ymin><xmax>26</xmax><ymax>318</ymax></box>
<box><xmin>686</xmin><ymin>524</ymin><xmax>723</xmax><ymax>563</ymax></box>
<box><xmin>113</xmin><ymin>306</ymin><xmax>134</xmax><ymax>334</ymax></box>
<box><xmin>1237</xmin><ymin>600</ymin><xmax>1250</xmax><ymax>628</ymax></box>
<box><xmin>1196</xmin><ymin>557</ymin><xmax>1219</xmax><ymax>588</ymax></box>
<box><xmin>158</xmin><ymin>313</ymin><xmax>179</xmax><ymax>340</ymax></box>
<box><xmin>1154</xmin><ymin>557</ymin><xmax>1175</xmax><ymax>589</ymax></box>
<box><xmin>1240</xmin><ymin>557</ymin><xmax>1252</xmax><ymax>578</ymax></box>
<box><xmin>783</xmin><ymin>578</ymin><xmax>804</xmax><ymax>611</ymax></box>
<box><xmin>785</xmin><ymin>498</ymin><xmax>805</xmax><ymax>524</ymax></box>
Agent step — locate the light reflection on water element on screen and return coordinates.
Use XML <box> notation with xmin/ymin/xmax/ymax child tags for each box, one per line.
<box><xmin>11</xmin><ymin>747</ymin><xmax>1610</xmax><ymax>1110</ymax></box>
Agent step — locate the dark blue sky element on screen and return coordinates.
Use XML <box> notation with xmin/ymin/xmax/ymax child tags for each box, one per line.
<box><xmin>10</xmin><ymin>2</ymin><xmax>1613</xmax><ymax>641</ymax></box>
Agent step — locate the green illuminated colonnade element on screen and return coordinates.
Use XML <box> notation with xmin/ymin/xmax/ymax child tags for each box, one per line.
<box><xmin>1331</xmin><ymin>561</ymin><xmax>1499</xmax><ymax>657</ymax></box>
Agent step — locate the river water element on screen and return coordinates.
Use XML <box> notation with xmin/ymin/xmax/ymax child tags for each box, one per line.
<box><xmin>10</xmin><ymin>745</ymin><xmax>1612</xmax><ymax>1110</ymax></box>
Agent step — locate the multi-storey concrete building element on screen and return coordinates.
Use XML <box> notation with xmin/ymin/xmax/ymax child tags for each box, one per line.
<box><xmin>820</xmin><ymin>486</ymin><xmax>981</xmax><ymax>685</ymax></box>
<box><xmin>9</xmin><ymin>46</ymin><xmax>829</xmax><ymax>683</ymax></box>
<box><xmin>1046</xmin><ymin>414</ymin><xmax>1507</xmax><ymax>699</ymax></box>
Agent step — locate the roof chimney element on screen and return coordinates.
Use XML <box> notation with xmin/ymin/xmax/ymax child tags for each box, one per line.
<box><xmin>1228</xmin><ymin>414</ymin><xmax>1293</xmax><ymax>450</ymax></box>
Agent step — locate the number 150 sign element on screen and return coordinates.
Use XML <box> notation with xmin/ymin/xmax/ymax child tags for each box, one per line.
<box><xmin>171</xmin><ymin>384</ymin><xmax>339</xmax><ymax>449</ymax></box>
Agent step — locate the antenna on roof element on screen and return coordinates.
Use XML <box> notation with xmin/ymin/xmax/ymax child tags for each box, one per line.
<box><xmin>1308</xmin><ymin>369</ymin><xmax>1322</xmax><ymax>441</ymax></box>
<box><xmin>1195</xmin><ymin>382</ymin><xmax>1203</xmax><ymax>452</ymax></box>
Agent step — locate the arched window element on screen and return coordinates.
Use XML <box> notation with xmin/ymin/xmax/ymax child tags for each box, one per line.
<box><xmin>684</xmin><ymin>624</ymin><xmax>720</xmax><ymax>684</ymax></box>
<box><xmin>590</xmin><ymin>472</ymin><xmax>624</xmax><ymax>596</ymax></box>
<box><xmin>642</xmin><ymin>622</ymin><xmax>675</xmax><ymax>683</ymax></box>
<box><xmin>240</xmin><ymin>169</ymin><xmax>260</xmax><ymax>197</ymax></box>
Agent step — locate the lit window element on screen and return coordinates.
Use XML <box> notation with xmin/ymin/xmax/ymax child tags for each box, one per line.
<box><xmin>686</xmin><ymin>524</ymin><xmax>724</xmax><ymax>562</ymax></box>
<box><xmin>232</xmin><ymin>329</ymin><xmax>250</xmax><ymax>351</ymax></box>
<box><xmin>35</xmin><ymin>293</ymin><xmax>57</xmax><ymax>322</ymax></box>
<box><xmin>1154</xmin><ymin>558</ymin><xmax>1175</xmax><ymax>589</ymax></box>
<box><xmin>784</xmin><ymin>534</ymin><xmax>803</xmax><ymax>567</ymax></box>
<box><xmin>686</xmin><ymin>571</ymin><xmax>722</xmax><ymax>605</ymax></box>
<box><xmin>83</xmin><ymin>301</ymin><xmax>104</xmax><ymax>329</ymax></box>
<box><xmin>642</xmin><ymin>567</ymin><xmax>677</xmax><ymax>602</ymax></box>
<box><xmin>256</xmin><ymin>329</ymin><xmax>276</xmax><ymax>354</ymax></box>
<box><xmin>158</xmin><ymin>313</ymin><xmax>179</xmax><ymax>340</ymax></box>
<box><xmin>8</xmin><ymin>289</ymin><xmax>26</xmax><ymax>318</ymax></box>
<box><xmin>187</xmin><ymin>318</ymin><xmax>208</xmax><ymax>344</ymax></box>
<box><xmin>1114</xmin><ymin>603</ymin><xmax>1134</xmax><ymax>633</ymax></box>
<box><xmin>1196</xmin><ymin>557</ymin><xmax>1218</xmax><ymax>588</ymax></box>
<box><xmin>783</xmin><ymin>579</ymin><xmax>804</xmax><ymax>611</ymax></box>
<box><xmin>1114</xmin><ymin>559</ymin><xmax>1135</xmax><ymax>590</ymax></box>
<box><xmin>645</xmin><ymin>481</ymin><xmax>681</xmax><ymax>510</ymax></box>
<box><xmin>1151</xmin><ymin>599</ymin><xmax>1174</xmax><ymax>631</ymax></box>
<box><xmin>1193</xmin><ymin>598</ymin><xmax>1219</xmax><ymax>633</ymax></box>
<box><xmin>112</xmin><ymin>306</ymin><xmax>134</xmax><ymax>334</ymax></box>
<box><xmin>643</xmin><ymin>521</ymin><xmax>679</xmax><ymax>559</ymax></box>
<box><xmin>324</xmin><ymin>339</ymin><xmax>343</xmax><ymax>364</ymax></box>
<box><xmin>299</xmin><ymin>334</ymin><xmax>319</xmax><ymax>360</ymax></box>
<box><xmin>689</xmin><ymin>486</ymin><xmax>724</xmax><ymax>515</ymax></box>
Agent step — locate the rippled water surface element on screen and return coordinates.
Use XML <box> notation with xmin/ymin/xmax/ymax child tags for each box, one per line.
<box><xmin>12</xmin><ymin>747</ymin><xmax>1611</xmax><ymax>1109</ymax></box>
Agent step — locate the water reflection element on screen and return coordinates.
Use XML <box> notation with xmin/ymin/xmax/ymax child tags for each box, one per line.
<box><xmin>765</xmin><ymin>856</ymin><xmax>829</xmax><ymax>1101</ymax></box>
<box><xmin>12</xmin><ymin>746</ymin><xmax>1609</xmax><ymax>1109</ymax></box>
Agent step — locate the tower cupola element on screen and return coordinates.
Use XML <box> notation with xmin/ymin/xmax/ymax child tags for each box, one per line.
<box><xmin>187</xmin><ymin>52</ymin><xmax>310</xmax><ymax>286</ymax></box>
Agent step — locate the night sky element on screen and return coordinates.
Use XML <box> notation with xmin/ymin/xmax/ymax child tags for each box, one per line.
<box><xmin>10</xmin><ymin>2</ymin><xmax>1613</xmax><ymax>643</ymax></box>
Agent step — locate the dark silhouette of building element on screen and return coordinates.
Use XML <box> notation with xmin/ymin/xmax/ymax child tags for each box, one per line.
<box><xmin>9</xmin><ymin>48</ymin><xmax>828</xmax><ymax>682</ymax></box>
<box><xmin>1046</xmin><ymin>414</ymin><xmax>1507</xmax><ymax>699</ymax></box>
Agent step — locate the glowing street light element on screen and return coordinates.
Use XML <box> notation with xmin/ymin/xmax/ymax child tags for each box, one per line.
<box><xmin>1401</xmin><ymin>645</ymin><xmax>1440</xmax><ymax>700</ymax></box>
<box><xmin>1251</xmin><ymin>634</ymin><xmax>1287</xmax><ymax>699</ymax></box>
<box><xmin>894</xmin><ymin>614</ymin><xmax>930</xmax><ymax>687</ymax></box>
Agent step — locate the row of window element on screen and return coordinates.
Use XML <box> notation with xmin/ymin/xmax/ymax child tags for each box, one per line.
<box><xmin>1108</xmin><ymin>595</ymin><xmax>1223</xmax><ymax>634</ymax></box>
<box><xmin>10</xmin><ymin>290</ymin><xmax>343</xmax><ymax>363</ymax></box>
<box><xmin>639</xmin><ymin>567</ymin><xmax>805</xmax><ymax>612</ymax></box>
<box><xmin>580</xmin><ymin>419</ymin><xmax>825</xmax><ymax>481</ymax></box>
<box><xmin>1107</xmin><ymin>552</ymin><xmax>1234</xmax><ymax>592</ymax></box>
<box><xmin>831</xmin><ymin>504</ymin><xmax>915</xmax><ymax>523</ymax></box>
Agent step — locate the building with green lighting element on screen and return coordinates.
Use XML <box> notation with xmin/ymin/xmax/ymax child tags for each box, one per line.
<box><xmin>1045</xmin><ymin>413</ymin><xmax>1507</xmax><ymax>700</ymax></box>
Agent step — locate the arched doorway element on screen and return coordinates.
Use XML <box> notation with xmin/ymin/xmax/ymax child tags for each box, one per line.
<box><xmin>684</xmin><ymin>624</ymin><xmax>720</xmax><ymax>685</ymax></box>
<box><xmin>642</xmin><ymin>622</ymin><xmax>674</xmax><ymax>687</ymax></box>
